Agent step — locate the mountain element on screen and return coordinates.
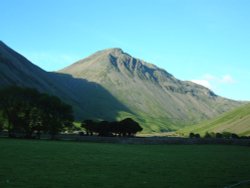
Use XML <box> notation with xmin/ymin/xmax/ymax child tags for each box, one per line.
<box><xmin>0</xmin><ymin>41</ymin><xmax>129</xmax><ymax>120</ymax></box>
<box><xmin>0</xmin><ymin>41</ymin><xmax>56</xmax><ymax>91</ymax></box>
<box><xmin>179</xmin><ymin>103</ymin><xmax>250</xmax><ymax>136</ymax></box>
<box><xmin>0</xmin><ymin>41</ymin><xmax>245</xmax><ymax>133</ymax></box>
<box><xmin>59</xmin><ymin>48</ymin><xmax>242</xmax><ymax>132</ymax></box>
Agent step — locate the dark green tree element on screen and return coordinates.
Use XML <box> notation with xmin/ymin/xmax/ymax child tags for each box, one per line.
<box><xmin>195</xmin><ymin>133</ymin><xmax>200</xmax><ymax>138</ymax></box>
<box><xmin>0</xmin><ymin>87</ymin><xmax>39</xmax><ymax>137</ymax></box>
<box><xmin>38</xmin><ymin>94</ymin><xmax>74</xmax><ymax>139</ymax></box>
<box><xmin>119</xmin><ymin>118</ymin><xmax>143</xmax><ymax>136</ymax></box>
<box><xmin>81</xmin><ymin>120</ymin><xmax>97</xmax><ymax>135</ymax></box>
<box><xmin>204</xmin><ymin>132</ymin><xmax>212</xmax><ymax>138</ymax></box>
<box><xmin>0</xmin><ymin>112</ymin><xmax>4</xmax><ymax>132</ymax></box>
<box><xmin>231</xmin><ymin>133</ymin><xmax>239</xmax><ymax>139</ymax></box>
<box><xmin>0</xmin><ymin>87</ymin><xmax>74</xmax><ymax>139</ymax></box>
<box><xmin>109</xmin><ymin>121</ymin><xmax>120</xmax><ymax>136</ymax></box>
<box><xmin>215</xmin><ymin>132</ymin><xmax>223</xmax><ymax>138</ymax></box>
<box><xmin>98</xmin><ymin>121</ymin><xmax>112</xmax><ymax>136</ymax></box>
<box><xmin>189</xmin><ymin>132</ymin><xmax>195</xmax><ymax>138</ymax></box>
<box><xmin>81</xmin><ymin>118</ymin><xmax>143</xmax><ymax>137</ymax></box>
<box><xmin>222</xmin><ymin>132</ymin><xmax>232</xmax><ymax>139</ymax></box>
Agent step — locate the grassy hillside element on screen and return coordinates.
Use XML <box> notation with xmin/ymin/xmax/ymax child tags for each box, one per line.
<box><xmin>179</xmin><ymin>103</ymin><xmax>250</xmax><ymax>136</ymax></box>
<box><xmin>0</xmin><ymin>138</ymin><xmax>250</xmax><ymax>188</ymax></box>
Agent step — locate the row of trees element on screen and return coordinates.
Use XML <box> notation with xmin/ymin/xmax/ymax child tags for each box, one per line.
<box><xmin>0</xmin><ymin>87</ymin><xmax>143</xmax><ymax>139</ymax></box>
<box><xmin>189</xmin><ymin>132</ymin><xmax>249</xmax><ymax>139</ymax></box>
<box><xmin>81</xmin><ymin>118</ymin><xmax>143</xmax><ymax>137</ymax></box>
<box><xmin>0</xmin><ymin>87</ymin><xmax>74</xmax><ymax>139</ymax></box>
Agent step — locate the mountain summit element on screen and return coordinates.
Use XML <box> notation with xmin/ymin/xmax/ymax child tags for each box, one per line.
<box><xmin>60</xmin><ymin>48</ymin><xmax>241</xmax><ymax>132</ymax></box>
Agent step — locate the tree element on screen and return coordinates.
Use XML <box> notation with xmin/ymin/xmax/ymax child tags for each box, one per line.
<box><xmin>189</xmin><ymin>132</ymin><xmax>195</xmax><ymax>138</ymax></box>
<box><xmin>109</xmin><ymin>121</ymin><xmax>120</xmax><ymax>136</ymax></box>
<box><xmin>0</xmin><ymin>87</ymin><xmax>40</xmax><ymax>137</ymax></box>
<box><xmin>204</xmin><ymin>132</ymin><xmax>212</xmax><ymax>138</ymax></box>
<box><xmin>0</xmin><ymin>87</ymin><xmax>74</xmax><ymax>139</ymax></box>
<box><xmin>231</xmin><ymin>133</ymin><xmax>239</xmax><ymax>139</ymax></box>
<box><xmin>0</xmin><ymin>112</ymin><xmax>4</xmax><ymax>132</ymax></box>
<box><xmin>222</xmin><ymin>132</ymin><xmax>232</xmax><ymax>139</ymax></box>
<box><xmin>98</xmin><ymin>121</ymin><xmax>112</xmax><ymax>136</ymax></box>
<box><xmin>81</xmin><ymin>120</ymin><xmax>96</xmax><ymax>135</ymax></box>
<box><xmin>195</xmin><ymin>133</ymin><xmax>200</xmax><ymax>138</ymax></box>
<box><xmin>81</xmin><ymin>118</ymin><xmax>143</xmax><ymax>137</ymax></box>
<box><xmin>119</xmin><ymin>118</ymin><xmax>143</xmax><ymax>136</ymax></box>
<box><xmin>38</xmin><ymin>94</ymin><xmax>74</xmax><ymax>139</ymax></box>
<box><xmin>215</xmin><ymin>132</ymin><xmax>223</xmax><ymax>138</ymax></box>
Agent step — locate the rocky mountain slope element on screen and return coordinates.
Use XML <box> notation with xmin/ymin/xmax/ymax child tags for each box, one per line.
<box><xmin>60</xmin><ymin>48</ymin><xmax>242</xmax><ymax>132</ymax></box>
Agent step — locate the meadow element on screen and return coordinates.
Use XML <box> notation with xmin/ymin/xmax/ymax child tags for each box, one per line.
<box><xmin>0</xmin><ymin>138</ymin><xmax>250</xmax><ymax>188</ymax></box>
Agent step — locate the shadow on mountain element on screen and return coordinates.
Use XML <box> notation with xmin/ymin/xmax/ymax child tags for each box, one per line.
<box><xmin>50</xmin><ymin>72</ymin><xmax>133</xmax><ymax>121</ymax></box>
<box><xmin>0</xmin><ymin>41</ymin><xmax>133</xmax><ymax>121</ymax></box>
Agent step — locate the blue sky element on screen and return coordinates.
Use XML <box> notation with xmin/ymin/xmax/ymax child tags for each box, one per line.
<box><xmin>1</xmin><ymin>0</ymin><xmax>250</xmax><ymax>101</ymax></box>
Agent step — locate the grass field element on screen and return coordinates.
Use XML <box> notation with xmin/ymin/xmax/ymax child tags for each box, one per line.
<box><xmin>0</xmin><ymin>138</ymin><xmax>250</xmax><ymax>188</ymax></box>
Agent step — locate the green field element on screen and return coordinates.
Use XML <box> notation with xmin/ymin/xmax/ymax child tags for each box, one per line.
<box><xmin>0</xmin><ymin>138</ymin><xmax>250</xmax><ymax>188</ymax></box>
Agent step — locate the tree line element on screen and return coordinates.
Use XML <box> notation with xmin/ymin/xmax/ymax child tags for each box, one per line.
<box><xmin>0</xmin><ymin>87</ymin><xmax>74</xmax><ymax>139</ymax></box>
<box><xmin>0</xmin><ymin>87</ymin><xmax>143</xmax><ymax>139</ymax></box>
<box><xmin>81</xmin><ymin>118</ymin><xmax>143</xmax><ymax>137</ymax></box>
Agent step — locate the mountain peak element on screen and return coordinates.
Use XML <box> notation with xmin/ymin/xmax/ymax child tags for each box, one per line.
<box><xmin>103</xmin><ymin>48</ymin><xmax>124</xmax><ymax>53</ymax></box>
<box><xmin>93</xmin><ymin>48</ymin><xmax>125</xmax><ymax>58</ymax></box>
<box><xmin>60</xmin><ymin>47</ymin><xmax>175</xmax><ymax>83</ymax></box>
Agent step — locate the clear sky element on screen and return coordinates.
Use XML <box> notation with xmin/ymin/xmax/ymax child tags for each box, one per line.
<box><xmin>1</xmin><ymin>0</ymin><xmax>250</xmax><ymax>101</ymax></box>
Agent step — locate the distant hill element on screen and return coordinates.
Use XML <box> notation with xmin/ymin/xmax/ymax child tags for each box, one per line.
<box><xmin>59</xmin><ymin>48</ymin><xmax>242</xmax><ymax>132</ymax></box>
<box><xmin>179</xmin><ymin>103</ymin><xmax>250</xmax><ymax>136</ymax></box>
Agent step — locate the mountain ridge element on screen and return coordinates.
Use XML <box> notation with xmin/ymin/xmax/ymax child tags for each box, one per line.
<box><xmin>60</xmin><ymin>47</ymin><xmax>242</xmax><ymax>132</ymax></box>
